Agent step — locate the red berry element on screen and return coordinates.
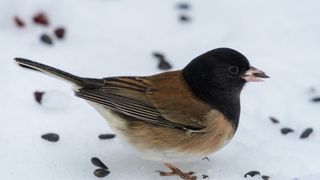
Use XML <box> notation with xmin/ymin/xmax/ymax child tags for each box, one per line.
<box><xmin>54</xmin><ymin>27</ymin><xmax>65</xmax><ymax>39</ymax></box>
<box><xmin>33</xmin><ymin>12</ymin><xmax>49</xmax><ymax>26</ymax></box>
<box><xmin>14</xmin><ymin>16</ymin><xmax>25</xmax><ymax>27</ymax></box>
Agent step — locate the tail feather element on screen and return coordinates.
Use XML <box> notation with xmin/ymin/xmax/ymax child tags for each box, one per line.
<box><xmin>14</xmin><ymin>58</ymin><xmax>101</xmax><ymax>89</ymax></box>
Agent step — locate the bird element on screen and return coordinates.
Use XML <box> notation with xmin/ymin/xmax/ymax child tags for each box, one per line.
<box><xmin>15</xmin><ymin>48</ymin><xmax>268</xmax><ymax>180</ymax></box>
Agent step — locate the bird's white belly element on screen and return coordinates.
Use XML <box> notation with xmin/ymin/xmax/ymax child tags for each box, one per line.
<box><xmin>88</xmin><ymin>102</ymin><xmax>131</xmax><ymax>142</ymax></box>
<box><xmin>88</xmin><ymin>102</ymin><xmax>208</xmax><ymax>162</ymax></box>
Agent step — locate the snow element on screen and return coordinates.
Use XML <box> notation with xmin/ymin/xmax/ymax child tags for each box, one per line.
<box><xmin>1</xmin><ymin>0</ymin><xmax>320</xmax><ymax>179</ymax></box>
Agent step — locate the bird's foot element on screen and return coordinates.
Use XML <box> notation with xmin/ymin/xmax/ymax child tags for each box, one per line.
<box><xmin>157</xmin><ymin>163</ymin><xmax>197</xmax><ymax>180</ymax></box>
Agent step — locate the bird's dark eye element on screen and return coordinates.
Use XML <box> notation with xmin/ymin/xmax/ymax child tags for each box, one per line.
<box><xmin>228</xmin><ymin>66</ymin><xmax>239</xmax><ymax>75</ymax></box>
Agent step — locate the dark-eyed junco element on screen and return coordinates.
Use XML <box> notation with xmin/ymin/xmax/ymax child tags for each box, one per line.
<box><xmin>15</xmin><ymin>48</ymin><xmax>268</xmax><ymax>180</ymax></box>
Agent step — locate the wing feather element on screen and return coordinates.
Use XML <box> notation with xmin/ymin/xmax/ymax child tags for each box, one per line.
<box><xmin>75</xmin><ymin>75</ymin><xmax>207</xmax><ymax>131</ymax></box>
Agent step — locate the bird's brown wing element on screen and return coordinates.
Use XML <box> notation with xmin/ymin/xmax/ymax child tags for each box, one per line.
<box><xmin>146</xmin><ymin>71</ymin><xmax>212</xmax><ymax>129</ymax></box>
<box><xmin>75</xmin><ymin>71</ymin><xmax>211</xmax><ymax>132</ymax></box>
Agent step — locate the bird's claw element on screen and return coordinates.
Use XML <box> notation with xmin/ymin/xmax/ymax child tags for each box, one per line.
<box><xmin>157</xmin><ymin>163</ymin><xmax>197</xmax><ymax>180</ymax></box>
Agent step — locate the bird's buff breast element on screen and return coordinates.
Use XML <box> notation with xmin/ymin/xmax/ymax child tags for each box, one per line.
<box><xmin>90</xmin><ymin>102</ymin><xmax>235</xmax><ymax>162</ymax></box>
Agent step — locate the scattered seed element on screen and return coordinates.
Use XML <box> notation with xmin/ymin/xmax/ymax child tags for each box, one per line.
<box><xmin>158</xmin><ymin>59</ymin><xmax>172</xmax><ymax>70</ymax></box>
<box><xmin>41</xmin><ymin>133</ymin><xmax>59</xmax><ymax>142</ymax></box>
<box><xmin>262</xmin><ymin>175</ymin><xmax>270</xmax><ymax>180</ymax></box>
<box><xmin>311</xmin><ymin>97</ymin><xmax>320</xmax><ymax>102</ymax></box>
<box><xmin>13</xmin><ymin>16</ymin><xmax>25</xmax><ymax>27</ymax></box>
<box><xmin>177</xmin><ymin>2</ymin><xmax>190</xmax><ymax>10</ymax></box>
<box><xmin>34</xmin><ymin>91</ymin><xmax>45</xmax><ymax>104</ymax></box>
<box><xmin>93</xmin><ymin>168</ymin><xmax>110</xmax><ymax>178</ymax></box>
<box><xmin>244</xmin><ymin>171</ymin><xmax>260</xmax><ymax>178</ymax></box>
<box><xmin>153</xmin><ymin>52</ymin><xmax>165</xmax><ymax>60</ymax></box>
<box><xmin>98</xmin><ymin>134</ymin><xmax>116</xmax><ymax>140</ymax></box>
<box><xmin>91</xmin><ymin>157</ymin><xmax>108</xmax><ymax>169</ymax></box>
<box><xmin>300</xmin><ymin>128</ymin><xmax>313</xmax><ymax>139</ymax></box>
<box><xmin>202</xmin><ymin>157</ymin><xmax>210</xmax><ymax>161</ymax></box>
<box><xmin>269</xmin><ymin>116</ymin><xmax>280</xmax><ymax>124</ymax></box>
<box><xmin>33</xmin><ymin>12</ymin><xmax>49</xmax><ymax>26</ymax></box>
<box><xmin>281</xmin><ymin>127</ymin><xmax>294</xmax><ymax>135</ymax></box>
<box><xmin>54</xmin><ymin>27</ymin><xmax>66</xmax><ymax>39</ymax></box>
<box><xmin>179</xmin><ymin>14</ymin><xmax>191</xmax><ymax>22</ymax></box>
<box><xmin>40</xmin><ymin>34</ymin><xmax>53</xmax><ymax>45</ymax></box>
<box><xmin>153</xmin><ymin>52</ymin><xmax>172</xmax><ymax>70</ymax></box>
<box><xmin>202</xmin><ymin>174</ymin><xmax>209</xmax><ymax>179</ymax></box>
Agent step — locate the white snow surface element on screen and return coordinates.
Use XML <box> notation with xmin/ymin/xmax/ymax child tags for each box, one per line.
<box><xmin>1</xmin><ymin>0</ymin><xmax>320</xmax><ymax>179</ymax></box>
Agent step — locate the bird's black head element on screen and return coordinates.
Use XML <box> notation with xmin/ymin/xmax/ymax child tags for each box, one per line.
<box><xmin>183</xmin><ymin>48</ymin><xmax>251</xmax><ymax>95</ymax></box>
<box><xmin>182</xmin><ymin>48</ymin><xmax>268</xmax><ymax>128</ymax></box>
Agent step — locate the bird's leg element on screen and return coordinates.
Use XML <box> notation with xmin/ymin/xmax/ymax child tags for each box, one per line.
<box><xmin>157</xmin><ymin>163</ymin><xmax>197</xmax><ymax>180</ymax></box>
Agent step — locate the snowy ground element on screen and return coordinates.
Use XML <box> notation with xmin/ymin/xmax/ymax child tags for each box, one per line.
<box><xmin>1</xmin><ymin>0</ymin><xmax>320</xmax><ymax>179</ymax></box>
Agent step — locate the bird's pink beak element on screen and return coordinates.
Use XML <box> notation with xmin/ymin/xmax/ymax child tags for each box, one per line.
<box><xmin>242</xmin><ymin>66</ymin><xmax>269</xmax><ymax>82</ymax></box>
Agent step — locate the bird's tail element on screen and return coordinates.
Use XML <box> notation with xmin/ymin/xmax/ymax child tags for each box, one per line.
<box><xmin>14</xmin><ymin>58</ymin><xmax>102</xmax><ymax>89</ymax></box>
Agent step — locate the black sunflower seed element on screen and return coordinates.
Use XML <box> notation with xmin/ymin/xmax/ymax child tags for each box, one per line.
<box><xmin>244</xmin><ymin>170</ymin><xmax>260</xmax><ymax>178</ymax></box>
<box><xmin>40</xmin><ymin>34</ymin><xmax>53</xmax><ymax>45</ymax></box>
<box><xmin>269</xmin><ymin>116</ymin><xmax>280</xmax><ymax>124</ymax></box>
<box><xmin>311</xmin><ymin>97</ymin><xmax>320</xmax><ymax>102</ymax></box>
<box><xmin>91</xmin><ymin>157</ymin><xmax>108</xmax><ymax>169</ymax></box>
<box><xmin>93</xmin><ymin>168</ymin><xmax>110</xmax><ymax>178</ymax></box>
<box><xmin>281</xmin><ymin>127</ymin><xmax>294</xmax><ymax>135</ymax></box>
<box><xmin>152</xmin><ymin>52</ymin><xmax>172</xmax><ymax>70</ymax></box>
<box><xmin>34</xmin><ymin>91</ymin><xmax>45</xmax><ymax>104</ymax></box>
<box><xmin>300</xmin><ymin>128</ymin><xmax>313</xmax><ymax>139</ymax></box>
<box><xmin>262</xmin><ymin>175</ymin><xmax>270</xmax><ymax>180</ymax></box>
<box><xmin>153</xmin><ymin>52</ymin><xmax>165</xmax><ymax>59</ymax></box>
<box><xmin>202</xmin><ymin>174</ymin><xmax>209</xmax><ymax>179</ymax></box>
<box><xmin>159</xmin><ymin>59</ymin><xmax>172</xmax><ymax>70</ymax></box>
<box><xmin>202</xmin><ymin>157</ymin><xmax>210</xmax><ymax>161</ymax></box>
<box><xmin>177</xmin><ymin>2</ymin><xmax>190</xmax><ymax>10</ymax></box>
<box><xmin>98</xmin><ymin>134</ymin><xmax>116</xmax><ymax>140</ymax></box>
<box><xmin>41</xmin><ymin>133</ymin><xmax>59</xmax><ymax>142</ymax></box>
<box><xmin>179</xmin><ymin>14</ymin><xmax>191</xmax><ymax>22</ymax></box>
